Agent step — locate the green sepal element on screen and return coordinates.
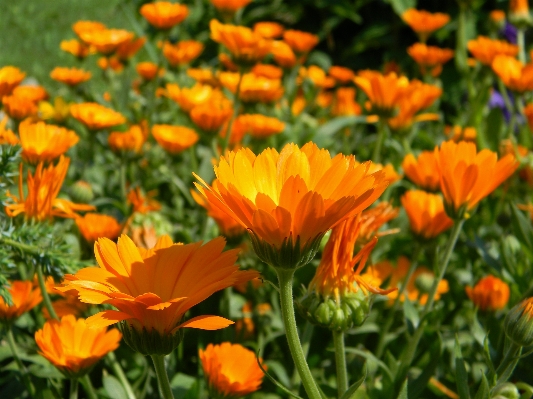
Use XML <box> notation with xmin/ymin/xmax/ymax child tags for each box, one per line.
<box><xmin>120</xmin><ymin>322</ymin><xmax>184</xmax><ymax>356</ymax></box>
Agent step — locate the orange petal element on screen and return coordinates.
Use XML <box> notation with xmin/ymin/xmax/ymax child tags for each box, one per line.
<box><xmin>174</xmin><ymin>315</ymin><xmax>234</xmax><ymax>332</ymax></box>
<box><xmin>86</xmin><ymin>310</ymin><xmax>133</xmax><ymax>328</ymax></box>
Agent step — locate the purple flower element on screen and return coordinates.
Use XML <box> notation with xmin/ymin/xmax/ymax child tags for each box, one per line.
<box><xmin>501</xmin><ymin>22</ymin><xmax>518</xmax><ymax>44</ymax></box>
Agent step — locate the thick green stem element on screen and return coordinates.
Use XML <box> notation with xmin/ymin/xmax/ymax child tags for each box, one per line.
<box><xmin>290</xmin><ymin>321</ymin><xmax>314</xmax><ymax>389</ymax></box>
<box><xmin>518</xmin><ymin>29</ymin><xmax>527</xmax><ymax>64</ymax></box>
<box><xmin>7</xmin><ymin>328</ymin><xmax>35</xmax><ymax>397</ymax></box>
<box><xmin>375</xmin><ymin>245</ymin><xmax>422</xmax><ymax>358</ymax></box>
<box><xmin>372</xmin><ymin>119</ymin><xmax>388</xmax><ymax>163</ymax></box>
<box><xmin>222</xmin><ymin>69</ymin><xmax>243</xmax><ymax>152</ymax></box>
<box><xmin>108</xmin><ymin>352</ymin><xmax>137</xmax><ymax>399</ymax></box>
<box><xmin>37</xmin><ymin>263</ymin><xmax>58</xmax><ymax>321</ymax></box>
<box><xmin>276</xmin><ymin>269</ymin><xmax>322</xmax><ymax>399</ymax></box>
<box><xmin>80</xmin><ymin>375</ymin><xmax>98</xmax><ymax>399</ymax></box>
<box><xmin>333</xmin><ymin>330</ymin><xmax>348</xmax><ymax>398</ymax></box>
<box><xmin>151</xmin><ymin>355</ymin><xmax>175</xmax><ymax>399</ymax></box>
<box><xmin>70</xmin><ymin>379</ymin><xmax>79</xmax><ymax>399</ymax></box>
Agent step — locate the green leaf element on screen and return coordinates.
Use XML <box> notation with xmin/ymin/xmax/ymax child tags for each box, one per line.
<box><xmin>170</xmin><ymin>373</ymin><xmax>196</xmax><ymax>398</ymax></box>
<box><xmin>455</xmin><ymin>335</ymin><xmax>470</xmax><ymax>399</ymax></box>
<box><xmin>473</xmin><ymin>374</ymin><xmax>490</xmax><ymax>399</ymax></box>
<box><xmin>397</xmin><ymin>379</ymin><xmax>408</xmax><ymax>399</ymax></box>
<box><xmin>344</xmin><ymin>347</ymin><xmax>393</xmax><ymax>381</ymax></box>
<box><xmin>257</xmin><ymin>353</ymin><xmax>303</xmax><ymax>399</ymax></box>
<box><xmin>385</xmin><ymin>0</ymin><xmax>416</xmax><ymax>16</ymax></box>
<box><xmin>103</xmin><ymin>375</ymin><xmax>127</xmax><ymax>399</ymax></box>
<box><xmin>484</xmin><ymin>108</ymin><xmax>504</xmax><ymax>151</ymax></box>
<box><xmin>403</xmin><ymin>297</ymin><xmax>419</xmax><ymax>329</ymax></box>
<box><xmin>313</xmin><ymin>116</ymin><xmax>369</xmax><ymax>147</ymax></box>
<box><xmin>510</xmin><ymin>204</ymin><xmax>533</xmax><ymax>249</ymax></box>
<box><xmin>340</xmin><ymin>363</ymin><xmax>367</xmax><ymax>399</ymax></box>
<box><xmin>409</xmin><ymin>333</ymin><xmax>442</xmax><ymax>399</ymax></box>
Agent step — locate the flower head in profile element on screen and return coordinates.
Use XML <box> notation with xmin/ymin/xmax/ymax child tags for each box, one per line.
<box><xmin>446</xmin><ymin>125</ymin><xmax>477</xmax><ymax>142</ymax></box>
<box><xmin>402</xmin><ymin>150</ymin><xmax>440</xmax><ymax>191</ymax></box>
<box><xmin>401</xmin><ymin>190</ymin><xmax>453</xmax><ymax>240</ymax></box>
<box><xmin>140</xmin><ymin>1</ymin><xmax>189</xmax><ymax>30</ymax></box>
<box><xmin>234</xmin><ymin>114</ymin><xmax>285</xmax><ymax>139</ymax></box>
<box><xmin>200</xmin><ymin>343</ymin><xmax>265</xmax><ymax>398</ymax></box>
<box><xmin>407</xmin><ymin>43</ymin><xmax>454</xmax><ymax>77</ymax></box>
<box><xmin>78</xmin><ymin>28</ymin><xmax>134</xmax><ymax>54</ymax></box>
<box><xmin>0</xmin><ymin>116</ymin><xmax>19</xmax><ymax>145</ymax></box>
<box><xmin>253</xmin><ymin>22</ymin><xmax>284</xmax><ymax>39</ymax></box>
<box><xmin>195</xmin><ymin>142</ymin><xmax>388</xmax><ymax>269</ymax></box>
<box><xmin>190</xmin><ymin>93</ymin><xmax>232</xmax><ymax>133</ymax></box>
<box><xmin>435</xmin><ymin>140</ymin><xmax>518</xmax><ymax>218</ymax></box>
<box><xmin>136</xmin><ymin>62</ymin><xmax>161</xmax><ymax>81</ymax></box>
<box><xmin>467</xmin><ymin>36</ymin><xmax>519</xmax><ymax>65</ymax></box>
<box><xmin>2</xmin><ymin>94</ymin><xmax>38</xmax><ymax>120</ymax></box>
<box><xmin>152</xmin><ymin>125</ymin><xmax>199</xmax><ymax>154</ymax></box>
<box><xmin>219</xmin><ymin>72</ymin><xmax>284</xmax><ymax>103</ymax></box>
<box><xmin>35</xmin><ymin>315</ymin><xmax>121</xmax><ymax>378</ymax></box>
<box><xmin>165</xmin><ymin>83</ymin><xmax>213</xmax><ymax>112</ymax></box>
<box><xmin>5</xmin><ymin>157</ymin><xmax>95</xmax><ymax>221</ymax></box>
<box><xmin>329</xmin><ymin>66</ymin><xmax>355</xmax><ymax>85</ymax></box>
<box><xmin>76</xmin><ymin>213</ymin><xmax>123</xmax><ymax>243</ymax></box>
<box><xmin>509</xmin><ymin>0</ymin><xmax>531</xmax><ymax>26</ymax></box>
<box><xmin>402</xmin><ymin>9</ymin><xmax>450</xmax><ymax>42</ymax></box>
<box><xmin>108</xmin><ymin>125</ymin><xmax>145</xmax><ymax>154</ymax></box>
<box><xmin>60</xmin><ymin>39</ymin><xmax>91</xmax><ymax>59</ymax></box>
<box><xmin>283</xmin><ymin>30</ymin><xmax>319</xmax><ymax>54</ymax></box>
<box><xmin>0</xmin><ymin>280</ymin><xmax>42</xmax><ymax>323</ymax></box>
<box><xmin>492</xmin><ymin>55</ymin><xmax>533</xmax><ymax>92</ymax></box>
<box><xmin>252</xmin><ymin>64</ymin><xmax>283</xmax><ymax>79</ymax></box>
<box><xmin>270</xmin><ymin>40</ymin><xmax>297</xmax><ymax>68</ymax></box>
<box><xmin>163</xmin><ymin>40</ymin><xmax>204</xmax><ymax>67</ymax></box>
<box><xmin>70</xmin><ymin>103</ymin><xmax>126</xmax><ymax>130</ymax></box>
<box><xmin>211</xmin><ymin>0</ymin><xmax>251</xmax><ymax>14</ymax></box>
<box><xmin>0</xmin><ymin>66</ymin><xmax>26</xmax><ymax>98</ymax></box>
<box><xmin>127</xmin><ymin>187</ymin><xmax>162</xmax><ymax>214</ymax></box>
<box><xmin>19</xmin><ymin>120</ymin><xmax>79</xmax><ymax>164</ymax></box>
<box><xmin>58</xmin><ymin>235</ymin><xmax>258</xmax><ymax>355</ymax></box>
<box><xmin>50</xmin><ymin>67</ymin><xmax>91</xmax><ymax>86</ymax></box>
<box><xmin>72</xmin><ymin>20</ymin><xmax>106</xmax><ymax>37</ymax></box>
<box><xmin>466</xmin><ymin>275</ymin><xmax>510</xmax><ymax>311</ymax></box>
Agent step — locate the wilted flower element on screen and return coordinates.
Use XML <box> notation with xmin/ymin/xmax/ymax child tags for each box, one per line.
<box><xmin>401</xmin><ymin>9</ymin><xmax>450</xmax><ymax>42</ymax></box>
<box><xmin>18</xmin><ymin>119</ymin><xmax>79</xmax><ymax>164</ymax></box>
<box><xmin>35</xmin><ymin>315</ymin><xmax>121</xmax><ymax>378</ymax></box>
<box><xmin>70</xmin><ymin>103</ymin><xmax>126</xmax><ymax>130</ymax></box>
<box><xmin>78</xmin><ymin>28</ymin><xmax>134</xmax><ymax>54</ymax></box>
<box><xmin>253</xmin><ymin>22</ymin><xmax>284</xmax><ymax>39</ymax></box>
<box><xmin>401</xmin><ymin>190</ymin><xmax>453</xmax><ymax>240</ymax></box>
<box><xmin>140</xmin><ymin>1</ymin><xmax>189</xmax><ymax>30</ymax></box>
<box><xmin>163</xmin><ymin>40</ymin><xmax>204</xmax><ymax>67</ymax></box>
<box><xmin>152</xmin><ymin>125</ymin><xmax>199</xmax><ymax>154</ymax></box>
<box><xmin>0</xmin><ymin>280</ymin><xmax>42</xmax><ymax>323</ymax></box>
<box><xmin>356</xmin><ymin>201</ymin><xmax>399</xmax><ymax>243</ymax></box>
<box><xmin>492</xmin><ymin>55</ymin><xmax>533</xmax><ymax>92</ymax></box>
<box><xmin>467</xmin><ymin>36</ymin><xmax>519</xmax><ymax>65</ymax></box>
<box><xmin>466</xmin><ymin>275</ymin><xmax>510</xmax><ymax>311</ymax></box>
<box><xmin>200</xmin><ymin>343</ymin><xmax>265</xmax><ymax>398</ymax></box>
<box><xmin>108</xmin><ymin>125</ymin><xmax>145</xmax><ymax>153</ymax></box>
<box><xmin>59</xmin><ymin>235</ymin><xmax>258</xmax><ymax>355</ymax></box>
<box><xmin>76</xmin><ymin>213</ymin><xmax>123</xmax><ymax>242</ymax></box>
<box><xmin>0</xmin><ymin>66</ymin><xmax>26</xmax><ymax>98</ymax></box>
<box><xmin>283</xmin><ymin>30</ymin><xmax>319</xmax><ymax>54</ymax></box>
<box><xmin>402</xmin><ymin>150</ymin><xmax>440</xmax><ymax>191</ymax></box>
<box><xmin>50</xmin><ymin>67</ymin><xmax>91</xmax><ymax>86</ymax></box>
<box><xmin>407</xmin><ymin>43</ymin><xmax>454</xmax><ymax>77</ymax></box>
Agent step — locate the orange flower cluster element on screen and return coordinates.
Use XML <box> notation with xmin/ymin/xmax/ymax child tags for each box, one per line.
<box><xmin>466</xmin><ymin>275</ymin><xmax>510</xmax><ymax>311</ymax></box>
<box><xmin>140</xmin><ymin>1</ymin><xmax>189</xmax><ymax>30</ymax></box>
<box><xmin>70</xmin><ymin>102</ymin><xmax>126</xmax><ymax>130</ymax></box>
<box><xmin>211</xmin><ymin>0</ymin><xmax>251</xmax><ymax>13</ymax></box>
<box><xmin>76</xmin><ymin>213</ymin><xmax>123</xmax><ymax>242</ymax></box>
<box><xmin>0</xmin><ymin>280</ymin><xmax>42</xmax><ymax>322</ymax></box>
<box><xmin>467</xmin><ymin>36</ymin><xmax>519</xmax><ymax>65</ymax></box>
<box><xmin>50</xmin><ymin>67</ymin><xmax>92</xmax><ymax>86</ymax></box>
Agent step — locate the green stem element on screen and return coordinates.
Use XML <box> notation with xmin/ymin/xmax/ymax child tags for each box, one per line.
<box><xmin>333</xmin><ymin>330</ymin><xmax>348</xmax><ymax>398</ymax></box>
<box><xmin>375</xmin><ymin>244</ymin><xmax>422</xmax><ymax>358</ymax></box>
<box><xmin>70</xmin><ymin>379</ymin><xmax>79</xmax><ymax>399</ymax></box>
<box><xmin>151</xmin><ymin>355</ymin><xmax>175</xmax><ymax>399</ymax></box>
<box><xmin>492</xmin><ymin>342</ymin><xmax>522</xmax><ymax>385</ymax></box>
<box><xmin>120</xmin><ymin>156</ymin><xmax>128</xmax><ymax>204</ymax></box>
<box><xmin>372</xmin><ymin>119</ymin><xmax>388</xmax><ymax>163</ymax></box>
<box><xmin>290</xmin><ymin>321</ymin><xmax>314</xmax><ymax>390</ymax></box>
<box><xmin>276</xmin><ymin>269</ymin><xmax>322</xmax><ymax>399</ymax></box>
<box><xmin>518</xmin><ymin>29</ymin><xmax>527</xmax><ymax>64</ymax></box>
<box><xmin>222</xmin><ymin>69</ymin><xmax>243</xmax><ymax>152</ymax></box>
<box><xmin>108</xmin><ymin>352</ymin><xmax>137</xmax><ymax>399</ymax></box>
<box><xmin>7</xmin><ymin>328</ymin><xmax>35</xmax><ymax>397</ymax></box>
<box><xmin>189</xmin><ymin>146</ymin><xmax>198</xmax><ymax>173</ymax></box>
<box><xmin>455</xmin><ymin>3</ymin><xmax>470</xmax><ymax>77</ymax></box>
<box><xmin>80</xmin><ymin>375</ymin><xmax>98</xmax><ymax>399</ymax></box>
<box><xmin>37</xmin><ymin>263</ymin><xmax>58</xmax><ymax>321</ymax></box>
<box><xmin>497</xmin><ymin>79</ymin><xmax>516</xmax><ymax>139</ymax></box>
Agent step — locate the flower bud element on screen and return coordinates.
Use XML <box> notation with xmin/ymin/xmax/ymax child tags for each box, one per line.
<box><xmin>120</xmin><ymin>321</ymin><xmax>184</xmax><ymax>356</ymax></box>
<box><xmin>504</xmin><ymin>297</ymin><xmax>533</xmax><ymax>347</ymax></box>
<box><xmin>415</xmin><ymin>272</ymin><xmax>435</xmax><ymax>295</ymax></box>
<box><xmin>69</xmin><ymin>180</ymin><xmax>94</xmax><ymax>203</ymax></box>
<box><xmin>491</xmin><ymin>383</ymin><xmax>520</xmax><ymax>399</ymax></box>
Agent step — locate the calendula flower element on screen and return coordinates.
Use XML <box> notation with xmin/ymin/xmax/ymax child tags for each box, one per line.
<box><xmin>43</xmin><ymin>278</ymin><xmax>89</xmax><ymax>319</ymax></box>
<box><xmin>2</xmin><ymin>94</ymin><xmax>37</xmax><ymax>120</ymax></box>
<box><xmin>78</xmin><ymin>28</ymin><xmax>134</xmax><ymax>54</ymax></box>
<box><xmin>0</xmin><ymin>66</ymin><xmax>26</xmax><ymax>98</ymax></box>
<box><xmin>108</xmin><ymin>125</ymin><xmax>145</xmax><ymax>153</ymax></box>
<box><xmin>467</xmin><ymin>36</ymin><xmax>519</xmax><ymax>65</ymax></box>
<box><xmin>234</xmin><ymin>114</ymin><xmax>285</xmax><ymax>139</ymax></box>
<box><xmin>195</xmin><ymin>142</ymin><xmax>388</xmax><ymax>269</ymax></box>
<box><xmin>165</xmin><ymin>83</ymin><xmax>213</xmax><ymax>112</ymax></box>
<box><xmin>200</xmin><ymin>343</ymin><xmax>265</xmax><ymax>398</ymax></box>
<box><xmin>401</xmin><ymin>190</ymin><xmax>453</xmax><ymax>240</ymax></box>
<box><xmin>190</xmin><ymin>94</ymin><xmax>232</xmax><ymax>133</ymax></box>
<box><xmin>136</xmin><ymin>62</ymin><xmax>160</xmax><ymax>80</ymax></box>
<box><xmin>18</xmin><ymin>119</ymin><xmax>79</xmax><ymax>164</ymax></box>
<box><xmin>299</xmin><ymin>66</ymin><xmax>335</xmax><ymax>89</ymax></box>
<box><xmin>140</xmin><ymin>1</ymin><xmax>189</xmax><ymax>30</ymax></box>
<box><xmin>97</xmin><ymin>56</ymin><xmax>124</xmax><ymax>72</ymax></box>
<box><xmin>492</xmin><ymin>55</ymin><xmax>533</xmax><ymax>92</ymax></box>
<box><xmin>253</xmin><ymin>22</ymin><xmax>284</xmax><ymax>39</ymax></box>
<box><xmin>127</xmin><ymin>187</ymin><xmax>161</xmax><ymax>214</ymax></box>
<box><xmin>402</xmin><ymin>150</ymin><xmax>440</xmax><ymax>191</ymax></box>
<box><xmin>152</xmin><ymin>125</ymin><xmax>199</xmax><ymax>154</ymax></box>
<box><xmin>356</xmin><ymin>201</ymin><xmax>400</xmax><ymax>243</ymax></box>
<box><xmin>445</xmin><ymin>125</ymin><xmax>477</xmax><ymax>142</ymax></box>
<box><xmin>35</xmin><ymin>315</ymin><xmax>121</xmax><ymax>378</ymax></box>
<box><xmin>163</xmin><ymin>40</ymin><xmax>204</xmax><ymax>67</ymax></box>
<box><xmin>0</xmin><ymin>280</ymin><xmax>42</xmax><ymax>323</ymax></box>
<box><xmin>73</xmin><ymin>20</ymin><xmax>106</xmax><ymax>37</ymax></box>
<box><xmin>5</xmin><ymin>156</ymin><xmax>95</xmax><ymax>221</ymax></box>
<box><xmin>58</xmin><ymin>235</ymin><xmax>258</xmax><ymax>355</ymax></box>
<box><xmin>60</xmin><ymin>39</ymin><xmax>91</xmax><ymax>59</ymax></box>
<box><xmin>283</xmin><ymin>30</ymin><xmax>319</xmax><ymax>54</ymax></box>
<box><xmin>504</xmin><ymin>297</ymin><xmax>533</xmax><ymax>347</ymax></box>
<box><xmin>466</xmin><ymin>275</ymin><xmax>510</xmax><ymax>311</ymax></box>
<box><xmin>270</xmin><ymin>40</ymin><xmax>297</xmax><ymax>68</ymax></box>
<box><xmin>70</xmin><ymin>102</ymin><xmax>126</xmax><ymax>130</ymax></box>
<box><xmin>329</xmin><ymin>66</ymin><xmax>355</xmax><ymax>85</ymax></box>
<box><xmin>407</xmin><ymin>43</ymin><xmax>454</xmax><ymax>77</ymax></box>
<box><xmin>50</xmin><ymin>67</ymin><xmax>91</xmax><ymax>86</ymax></box>
<box><xmin>192</xmin><ymin>190</ymin><xmax>246</xmax><ymax>238</ymax></box>
<box><xmin>401</xmin><ymin>9</ymin><xmax>450</xmax><ymax>42</ymax></box>
<box><xmin>219</xmin><ymin>72</ymin><xmax>284</xmax><ymax>103</ymax></box>
<box><xmin>116</xmin><ymin>36</ymin><xmax>146</xmax><ymax>61</ymax></box>
<box><xmin>13</xmin><ymin>85</ymin><xmax>48</xmax><ymax>103</ymax></box>
<box><xmin>210</xmin><ymin>20</ymin><xmax>271</xmax><ymax>65</ymax></box>
<box><xmin>331</xmin><ymin>88</ymin><xmax>362</xmax><ymax>117</ymax></box>
<box><xmin>524</xmin><ymin>103</ymin><xmax>533</xmax><ymax>131</ymax></box>
<box><xmin>490</xmin><ymin>10</ymin><xmax>506</xmax><ymax>24</ymax></box>
<box><xmin>38</xmin><ymin>97</ymin><xmax>71</xmax><ymax>122</ymax></box>
<box><xmin>76</xmin><ymin>213</ymin><xmax>123</xmax><ymax>242</ymax></box>
<box><xmin>509</xmin><ymin>0</ymin><xmax>531</xmax><ymax>26</ymax></box>
<box><xmin>0</xmin><ymin>116</ymin><xmax>19</xmax><ymax>145</ymax></box>
<box><xmin>187</xmin><ymin>68</ymin><xmax>220</xmax><ymax>86</ymax></box>
<box><xmin>252</xmin><ymin>64</ymin><xmax>283</xmax><ymax>79</ymax></box>
<box><xmin>211</xmin><ymin>0</ymin><xmax>251</xmax><ymax>13</ymax></box>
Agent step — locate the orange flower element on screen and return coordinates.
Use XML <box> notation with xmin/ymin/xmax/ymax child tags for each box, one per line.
<box><xmin>283</xmin><ymin>30</ymin><xmax>319</xmax><ymax>54</ymax></box>
<box><xmin>116</xmin><ymin>37</ymin><xmax>146</xmax><ymax>61</ymax></box>
<box><xmin>200</xmin><ymin>343</ymin><xmax>265</xmax><ymax>397</ymax></box>
<box><xmin>140</xmin><ymin>1</ymin><xmax>189</xmax><ymax>29</ymax></box>
<box><xmin>152</xmin><ymin>125</ymin><xmax>199</xmax><ymax>154</ymax></box>
<box><xmin>136</xmin><ymin>62</ymin><xmax>160</xmax><ymax>80</ymax></box>
<box><xmin>187</xmin><ymin>68</ymin><xmax>220</xmax><ymax>86</ymax></box>
<box><xmin>70</xmin><ymin>102</ymin><xmax>126</xmax><ymax>130</ymax></box>
<box><xmin>401</xmin><ymin>190</ymin><xmax>453</xmax><ymax>239</ymax></box>
<box><xmin>163</xmin><ymin>40</ymin><xmax>204</xmax><ymax>67</ymax></box>
<box><xmin>490</xmin><ymin>10</ymin><xmax>506</xmax><ymax>23</ymax></box>
<box><xmin>0</xmin><ymin>280</ymin><xmax>42</xmax><ymax>322</ymax></box>
<box><xmin>2</xmin><ymin>95</ymin><xmax>37</xmax><ymax>120</ymax></box>
<box><xmin>402</xmin><ymin>9</ymin><xmax>450</xmax><ymax>42</ymax></box>
<box><xmin>0</xmin><ymin>117</ymin><xmax>19</xmax><ymax>145</ymax></box>
<box><xmin>402</xmin><ymin>150</ymin><xmax>440</xmax><ymax>191</ymax></box>
<box><xmin>76</xmin><ymin>213</ymin><xmax>123</xmax><ymax>242</ymax></box>
<box><xmin>492</xmin><ymin>55</ymin><xmax>533</xmax><ymax>92</ymax></box>
<box><xmin>234</xmin><ymin>114</ymin><xmax>285</xmax><ymax>139</ymax></box>
<box><xmin>35</xmin><ymin>315</ymin><xmax>121</xmax><ymax>378</ymax></box>
<box><xmin>466</xmin><ymin>275</ymin><xmax>510</xmax><ymax>311</ymax></box>
<box><xmin>219</xmin><ymin>72</ymin><xmax>284</xmax><ymax>103</ymax></box>
<box><xmin>299</xmin><ymin>66</ymin><xmax>335</xmax><ymax>89</ymax></box>
<box><xmin>407</xmin><ymin>43</ymin><xmax>454</xmax><ymax>77</ymax></box>
<box><xmin>510</xmin><ymin>0</ymin><xmax>531</xmax><ymax>24</ymax></box>
<box><xmin>353</xmin><ymin>71</ymin><xmax>410</xmax><ymax>116</ymax></box>
<box><xmin>210</xmin><ymin>20</ymin><xmax>271</xmax><ymax>64</ymax></box>
<box><xmin>252</xmin><ymin>64</ymin><xmax>283</xmax><ymax>79</ymax></box>
<box><xmin>97</xmin><ymin>56</ymin><xmax>124</xmax><ymax>72</ymax></box>
<box><xmin>58</xmin><ymin>235</ymin><xmax>258</xmax><ymax>355</ymax></box>
<box><xmin>211</xmin><ymin>0</ymin><xmax>251</xmax><ymax>13</ymax></box>
<box><xmin>190</xmin><ymin>94</ymin><xmax>232</xmax><ymax>133</ymax></box>
<box><xmin>192</xmin><ymin>190</ymin><xmax>246</xmax><ymax>238</ymax></box>
<box><xmin>355</xmin><ymin>201</ymin><xmax>399</xmax><ymax>243</ymax></box>
<box><xmin>435</xmin><ymin>141</ymin><xmax>518</xmax><ymax>217</ymax></box>
<box><xmin>467</xmin><ymin>36</ymin><xmax>519</xmax><ymax>65</ymax></box>
<box><xmin>0</xmin><ymin>66</ymin><xmax>25</xmax><ymax>98</ymax></box>
<box><xmin>271</xmin><ymin>40</ymin><xmax>297</xmax><ymax>68</ymax></box>
<box><xmin>5</xmin><ymin>156</ymin><xmax>95</xmax><ymax>221</ymax></box>
<box><xmin>195</xmin><ymin>142</ymin><xmax>388</xmax><ymax>269</ymax></box>
<box><xmin>73</xmin><ymin>20</ymin><xmax>106</xmax><ymax>37</ymax></box>
<box><xmin>253</xmin><ymin>22</ymin><xmax>284</xmax><ymax>39</ymax></box>
<box><xmin>127</xmin><ymin>187</ymin><xmax>162</xmax><ymax>214</ymax></box>
<box><xmin>329</xmin><ymin>66</ymin><xmax>355</xmax><ymax>85</ymax></box>
<box><xmin>60</xmin><ymin>39</ymin><xmax>91</xmax><ymax>59</ymax></box>
<box><xmin>165</xmin><ymin>83</ymin><xmax>213</xmax><ymax>112</ymax></box>
<box><xmin>332</xmin><ymin>87</ymin><xmax>362</xmax><ymax>116</ymax></box>
<box><xmin>13</xmin><ymin>85</ymin><xmax>48</xmax><ymax>103</ymax></box>
<box><xmin>19</xmin><ymin>119</ymin><xmax>79</xmax><ymax>164</ymax></box>
<box><xmin>50</xmin><ymin>67</ymin><xmax>91</xmax><ymax>86</ymax></box>
<box><xmin>445</xmin><ymin>125</ymin><xmax>477</xmax><ymax>142</ymax></box>
<box><xmin>78</xmin><ymin>28</ymin><xmax>134</xmax><ymax>54</ymax></box>
<box><xmin>38</xmin><ymin>97</ymin><xmax>71</xmax><ymax>122</ymax></box>
<box><xmin>108</xmin><ymin>125</ymin><xmax>145</xmax><ymax>153</ymax></box>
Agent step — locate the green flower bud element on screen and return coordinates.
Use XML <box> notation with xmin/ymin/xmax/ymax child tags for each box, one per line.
<box><xmin>415</xmin><ymin>272</ymin><xmax>435</xmax><ymax>294</ymax></box>
<box><xmin>504</xmin><ymin>297</ymin><xmax>533</xmax><ymax>347</ymax></box>
<box><xmin>491</xmin><ymin>383</ymin><xmax>520</xmax><ymax>399</ymax></box>
<box><xmin>120</xmin><ymin>321</ymin><xmax>184</xmax><ymax>356</ymax></box>
<box><xmin>69</xmin><ymin>180</ymin><xmax>94</xmax><ymax>203</ymax></box>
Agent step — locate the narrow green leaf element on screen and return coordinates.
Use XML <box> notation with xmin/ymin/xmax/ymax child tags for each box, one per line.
<box><xmin>397</xmin><ymin>379</ymin><xmax>408</xmax><ymax>399</ymax></box>
<box><xmin>510</xmin><ymin>204</ymin><xmax>533</xmax><ymax>248</ymax></box>
<box><xmin>340</xmin><ymin>363</ymin><xmax>367</xmax><ymax>399</ymax></box>
<box><xmin>256</xmin><ymin>353</ymin><xmax>304</xmax><ymax>399</ymax></box>
<box><xmin>473</xmin><ymin>374</ymin><xmax>490</xmax><ymax>399</ymax></box>
<box><xmin>103</xmin><ymin>375</ymin><xmax>127</xmax><ymax>399</ymax></box>
<box><xmin>455</xmin><ymin>335</ymin><xmax>471</xmax><ymax>399</ymax></box>
<box><xmin>409</xmin><ymin>333</ymin><xmax>442</xmax><ymax>399</ymax></box>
